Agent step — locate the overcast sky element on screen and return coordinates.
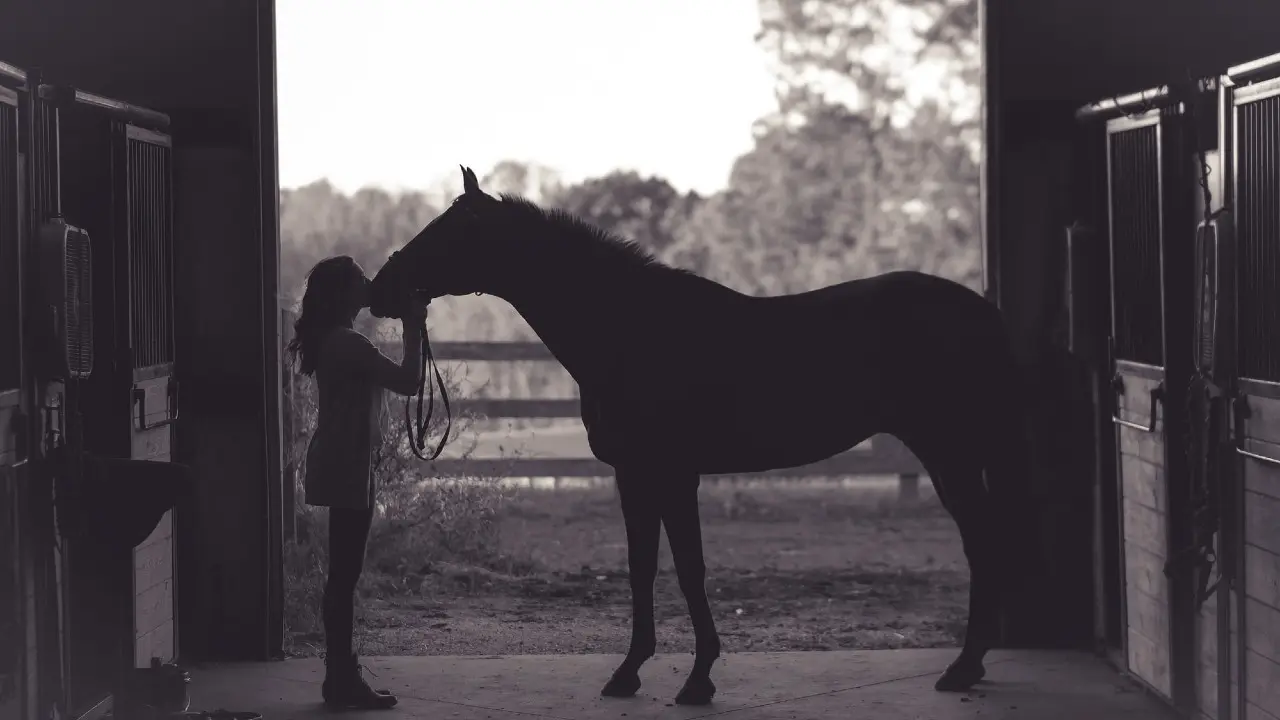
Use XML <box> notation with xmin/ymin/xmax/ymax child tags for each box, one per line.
<box><xmin>276</xmin><ymin>0</ymin><xmax>782</xmax><ymax>196</ymax></box>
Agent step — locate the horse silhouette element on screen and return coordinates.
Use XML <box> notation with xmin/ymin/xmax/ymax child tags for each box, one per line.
<box><xmin>369</xmin><ymin>166</ymin><xmax>1036</xmax><ymax>705</ymax></box>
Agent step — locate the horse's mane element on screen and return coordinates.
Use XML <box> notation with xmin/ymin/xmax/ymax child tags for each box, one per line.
<box><xmin>497</xmin><ymin>194</ymin><xmax>696</xmax><ymax>279</ymax></box>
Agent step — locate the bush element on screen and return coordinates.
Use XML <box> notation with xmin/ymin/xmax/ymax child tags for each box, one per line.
<box><xmin>281</xmin><ymin>324</ymin><xmax>517</xmax><ymax>649</ymax></box>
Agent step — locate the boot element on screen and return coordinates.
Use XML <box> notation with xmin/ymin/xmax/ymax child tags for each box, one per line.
<box><xmin>321</xmin><ymin>652</ymin><xmax>398</xmax><ymax>710</ymax></box>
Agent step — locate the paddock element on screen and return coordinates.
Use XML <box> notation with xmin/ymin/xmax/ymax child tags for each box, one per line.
<box><xmin>3</xmin><ymin>0</ymin><xmax>1280</xmax><ymax>718</ymax></box>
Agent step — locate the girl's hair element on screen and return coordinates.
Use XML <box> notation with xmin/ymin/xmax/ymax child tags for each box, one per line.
<box><xmin>286</xmin><ymin>256</ymin><xmax>363</xmax><ymax>376</ymax></box>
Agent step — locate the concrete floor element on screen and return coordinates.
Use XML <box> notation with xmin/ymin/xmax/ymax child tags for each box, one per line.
<box><xmin>188</xmin><ymin>648</ymin><xmax>1177</xmax><ymax>719</ymax></box>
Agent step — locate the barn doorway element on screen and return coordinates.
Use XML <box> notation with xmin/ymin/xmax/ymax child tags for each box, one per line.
<box><xmin>273</xmin><ymin>0</ymin><xmax>984</xmax><ymax>672</ymax></box>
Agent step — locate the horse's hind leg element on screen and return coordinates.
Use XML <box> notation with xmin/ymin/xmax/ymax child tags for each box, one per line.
<box><xmin>935</xmin><ymin>466</ymin><xmax>1002</xmax><ymax>692</ymax></box>
<box><xmin>660</xmin><ymin>472</ymin><xmax>720</xmax><ymax>705</ymax></box>
<box><xmin>601</xmin><ymin>470</ymin><xmax>662</xmax><ymax>698</ymax></box>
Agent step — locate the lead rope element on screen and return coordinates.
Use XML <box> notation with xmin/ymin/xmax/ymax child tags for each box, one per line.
<box><xmin>404</xmin><ymin>320</ymin><xmax>453</xmax><ymax>462</ymax></box>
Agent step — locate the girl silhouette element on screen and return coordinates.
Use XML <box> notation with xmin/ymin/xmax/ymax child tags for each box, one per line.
<box><xmin>287</xmin><ymin>255</ymin><xmax>426</xmax><ymax>710</ymax></box>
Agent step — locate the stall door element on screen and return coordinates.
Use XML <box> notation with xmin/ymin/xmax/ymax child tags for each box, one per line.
<box><xmin>121</xmin><ymin>124</ymin><xmax>178</xmax><ymax>669</ymax></box>
<box><xmin>1224</xmin><ymin>58</ymin><xmax>1280</xmax><ymax>720</ymax></box>
<box><xmin>0</xmin><ymin>81</ymin><xmax>24</xmax><ymax>720</ymax></box>
<box><xmin>1104</xmin><ymin>103</ymin><xmax>1198</xmax><ymax>703</ymax></box>
<box><xmin>53</xmin><ymin>103</ymin><xmax>178</xmax><ymax>712</ymax></box>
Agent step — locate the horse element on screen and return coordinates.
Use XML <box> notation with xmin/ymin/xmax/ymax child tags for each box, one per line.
<box><xmin>369</xmin><ymin>166</ymin><xmax>1036</xmax><ymax>706</ymax></box>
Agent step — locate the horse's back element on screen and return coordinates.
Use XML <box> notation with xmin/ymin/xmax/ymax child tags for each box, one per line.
<box><xmin>652</xmin><ymin>270</ymin><xmax>1009</xmax><ymax>404</ymax></box>
<box><xmin>793</xmin><ymin>272</ymin><xmax>1010</xmax><ymax>415</ymax></box>
<box><xmin>676</xmin><ymin>273</ymin><xmax>1007</xmax><ymax>462</ymax></box>
<box><xmin>744</xmin><ymin>271</ymin><xmax>1004</xmax><ymax>368</ymax></box>
<box><xmin>591</xmin><ymin>270</ymin><xmax>1015</xmax><ymax>473</ymax></box>
<box><xmin>824</xmin><ymin>272</ymin><xmax>1018</xmax><ymax>454</ymax></box>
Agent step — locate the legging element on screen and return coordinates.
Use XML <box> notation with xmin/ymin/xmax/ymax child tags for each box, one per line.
<box><xmin>323</xmin><ymin>506</ymin><xmax>374</xmax><ymax>659</ymax></box>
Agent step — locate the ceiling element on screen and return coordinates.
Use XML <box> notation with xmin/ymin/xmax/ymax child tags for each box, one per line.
<box><xmin>996</xmin><ymin>0</ymin><xmax>1280</xmax><ymax>108</ymax></box>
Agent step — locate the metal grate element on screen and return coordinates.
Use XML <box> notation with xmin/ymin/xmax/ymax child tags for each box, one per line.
<box><xmin>1235</xmin><ymin>94</ymin><xmax>1280</xmax><ymax>382</ymax></box>
<box><xmin>64</xmin><ymin>227</ymin><xmax>93</xmax><ymax>379</ymax></box>
<box><xmin>126</xmin><ymin>131</ymin><xmax>174</xmax><ymax>371</ymax></box>
<box><xmin>1108</xmin><ymin>124</ymin><xmax>1165</xmax><ymax>366</ymax></box>
<box><xmin>0</xmin><ymin>97</ymin><xmax>18</xmax><ymax>391</ymax></box>
<box><xmin>31</xmin><ymin>98</ymin><xmax>59</xmax><ymax>225</ymax></box>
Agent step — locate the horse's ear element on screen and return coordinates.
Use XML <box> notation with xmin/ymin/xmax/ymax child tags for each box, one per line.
<box><xmin>461</xmin><ymin>165</ymin><xmax>480</xmax><ymax>195</ymax></box>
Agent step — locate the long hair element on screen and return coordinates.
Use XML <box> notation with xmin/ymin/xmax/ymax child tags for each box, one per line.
<box><xmin>286</xmin><ymin>256</ymin><xmax>363</xmax><ymax>376</ymax></box>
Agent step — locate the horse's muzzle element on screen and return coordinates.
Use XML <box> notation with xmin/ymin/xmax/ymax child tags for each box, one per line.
<box><xmin>368</xmin><ymin>284</ymin><xmax>432</xmax><ymax>320</ymax></box>
<box><xmin>368</xmin><ymin>295</ymin><xmax>401</xmax><ymax>320</ymax></box>
<box><xmin>367</xmin><ymin>281</ymin><xmax>404</xmax><ymax>319</ymax></box>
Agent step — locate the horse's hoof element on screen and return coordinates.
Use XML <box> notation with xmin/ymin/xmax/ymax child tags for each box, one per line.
<box><xmin>934</xmin><ymin>662</ymin><xmax>985</xmax><ymax>692</ymax></box>
<box><xmin>675</xmin><ymin>676</ymin><xmax>716</xmax><ymax>706</ymax></box>
<box><xmin>601</xmin><ymin>671</ymin><xmax>642</xmax><ymax>698</ymax></box>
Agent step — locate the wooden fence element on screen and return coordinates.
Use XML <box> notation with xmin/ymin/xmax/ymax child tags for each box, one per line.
<box><xmin>278</xmin><ymin>308</ymin><xmax>927</xmax><ymax>503</ymax></box>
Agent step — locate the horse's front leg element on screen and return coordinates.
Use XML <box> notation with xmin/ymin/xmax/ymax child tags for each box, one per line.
<box><xmin>662</xmin><ymin>473</ymin><xmax>720</xmax><ymax>705</ymax></box>
<box><xmin>601</xmin><ymin>471</ymin><xmax>662</xmax><ymax>698</ymax></box>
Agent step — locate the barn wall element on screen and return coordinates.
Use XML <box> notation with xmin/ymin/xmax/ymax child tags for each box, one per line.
<box><xmin>0</xmin><ymin>0</ymin><xmax>283</xmax><ymax>672</ymax></box>
<box><xmin>988</xmin><ymin>0</ymin><xmax>1280</xmax><ymax>716</ymax></box>
<box><xmin>988</xmin><ymin>124</ymin><xmax>1099</xmax><ymax>648</ymax></box>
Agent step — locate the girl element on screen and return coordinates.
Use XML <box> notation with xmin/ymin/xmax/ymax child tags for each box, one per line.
<box><xmin>287</xmin><ymin>255</ymin><xmax>426</xmax><ymax>710</ymax></box>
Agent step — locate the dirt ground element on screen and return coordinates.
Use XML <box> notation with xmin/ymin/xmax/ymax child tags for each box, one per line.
<box><xmin>291</xmin><ymin>482</ymin><xmax>973</xmax><ymax>659</ymax></box>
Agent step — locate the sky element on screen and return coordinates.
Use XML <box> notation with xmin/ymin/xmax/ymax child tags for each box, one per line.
<box><xmin>276</xmin><ymin>0</ymin><xmax>782</xmax><ymax>197</ymax></box>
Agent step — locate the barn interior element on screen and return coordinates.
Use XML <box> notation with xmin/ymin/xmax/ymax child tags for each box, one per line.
<box><xmin>989</xmin><ymin>0</ymin><xmax>1280</xmax><ymax>718</ymax></box>
<box><xmin>0</xmin><ymin>2</ymin><xmax>283</xmax><ymax>720</ymax></box>
<box><xmin>1</xmin><ymin>0</ymin><xmax>1280</xmax><ymax>719</ymax></box>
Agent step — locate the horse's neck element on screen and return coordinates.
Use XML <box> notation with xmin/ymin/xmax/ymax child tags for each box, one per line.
<box><xmin>504</xmin><ymin>292</ymin><xmax>615</xmax><ymax>388</ymax></box>
<box><xmin>496</xmin><ymin>252</ymin><xmax>631</xmax><ymax>389</ymax></box>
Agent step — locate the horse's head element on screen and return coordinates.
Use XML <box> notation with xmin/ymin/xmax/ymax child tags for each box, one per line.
<box><xmin>369</xmin><ymin>165</ymin><xmax>509</xmax><ymax>319</ymax></box>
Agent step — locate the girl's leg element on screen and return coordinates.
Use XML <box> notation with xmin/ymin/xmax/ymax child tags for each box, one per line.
<box><xmin>323</xmin><ymin>505</ymin><xmax>373</xmax><ymax>656</ymax></box>
<box><xmin>322</xmin><ymin>505</ymin><xmax>396</xmax><ymax>709</ymax></box>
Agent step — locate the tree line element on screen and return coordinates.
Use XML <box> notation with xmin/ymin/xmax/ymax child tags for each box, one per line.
<box><xmin>280</xmin><ymin>0</ymin><xmax>981</xmax><ymax>344</ymax></box>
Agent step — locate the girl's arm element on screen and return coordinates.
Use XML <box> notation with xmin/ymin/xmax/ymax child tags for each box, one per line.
<box><xmin>333</xmin><ymin>300</ymin><xmax>428</xmax><ymax>396</ymax></box>
<box><xmin>360</xmin><ymin>320</ymin><xmax>423</xmax><ymax>397</ymax></box>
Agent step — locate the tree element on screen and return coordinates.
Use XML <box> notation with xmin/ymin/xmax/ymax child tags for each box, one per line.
<box><xmin>481</xmin><ymin>160</ymin><xmax>565</xmax><ymax>204</ymax></box>
<box><xmin>279</xmin><ymin>179</ymin><xmax>542</xmax><ymax>346</ymax></box>
<box><xmin>279</xmin><ymin>181</ymin><xmax>443</xmax><ymax>302</ymax></box>
<box><xmin>755</xmin><ymin>0</ymin><xmax>979</xmax><ymax>127</ymax></box>
<box><xmin>661</xmin><ymin>0</ymin><xmax>982</xmax><ymax>293</ymax></box>
<box><xmin>551</xmin><ymin>170</ymin><xmax>702</xmax><ymax>254</ymax></box>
